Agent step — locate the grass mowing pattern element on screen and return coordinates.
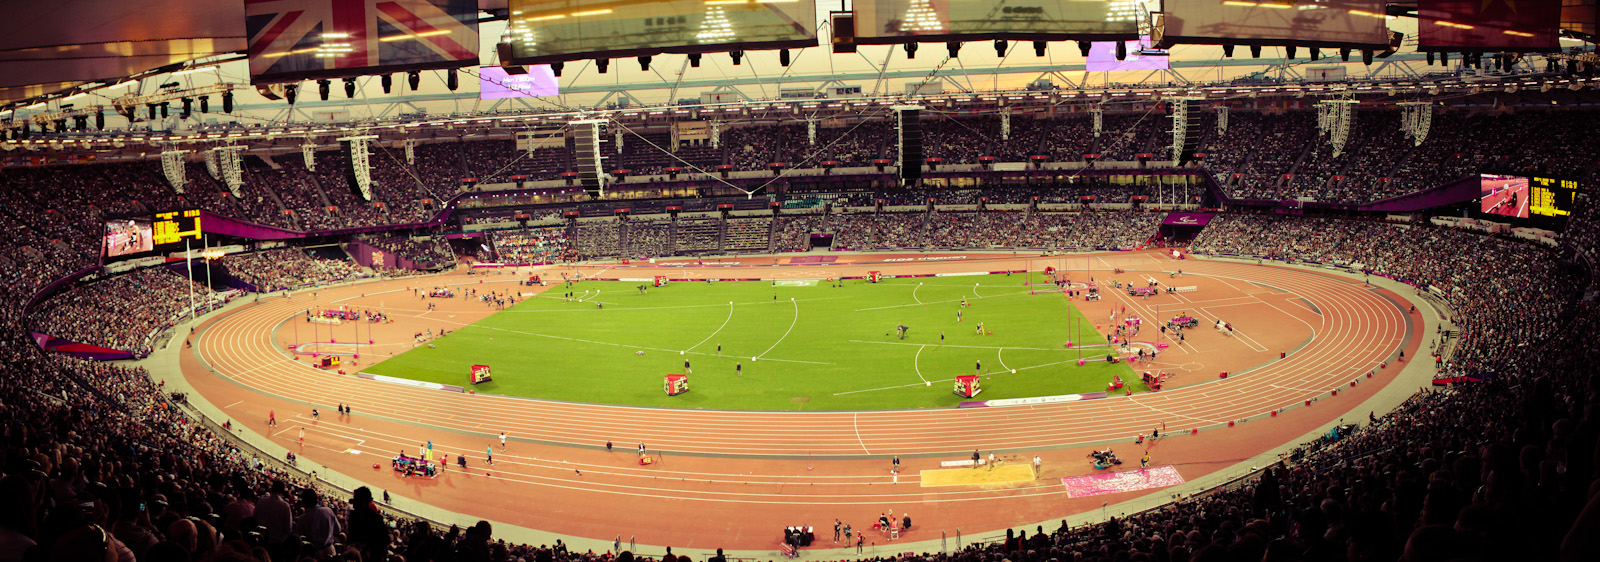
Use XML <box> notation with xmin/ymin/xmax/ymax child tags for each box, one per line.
<box><xmin>365</xmin><ymin>275</ymin><xmax>1141</xmax><ymax>410</ymax></box>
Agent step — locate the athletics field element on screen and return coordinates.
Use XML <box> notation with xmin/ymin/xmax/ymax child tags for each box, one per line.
<box><xmin>364</xmin><ymin>274</ymin><xmax>1142</xmax><ymax>410</ymax></box>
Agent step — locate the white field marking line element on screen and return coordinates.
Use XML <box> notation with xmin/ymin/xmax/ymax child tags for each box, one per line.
<box><xmin>852</xmin><ymin>290</ymin><xmax>1032</xmax><ymax>311</ymax></box>
<box><xmin>301</xmin><ymin>422</ymin><xmax>898</xmax><ymax>482</ymax></box>
<box><xmin>912</xmin><ymin>283</ymin><xmax>924</xmax><ymax>305</ymax></box>
<box><xmin>849</xmin><ymin>340</ymin><xmax>1112</xmax><ymax>352</ymax></box>
<box><xmin>223</xmin><ymin>400</ymin><xmax>243</xmax><ymax>409</ymax></box>
<box><xmin>231</xmin><ymin>359</ymin><xmax>296</xmax><ymax>377</ymax></box>
<box><xmin>1192</xmin><ymin>307</ymin><xmax>1269</xmax><ymax>353</ymax></box>
<box><xmin>683</xmin><ymin>302</ymin><xmax>735</xmax><ymax>353</ymax></box>
<box><xmin>1269</xmin><ymin>383</ymin><xmax>1334</xmax><ymax>394</ymax></box>
<box><xmin>830</xmin><ymin>357</ymin><xmax>1081</xmax><ymax>396</ymax></box>
<box><xmin>755</xmin><ymin>298</ymin><xmax>800</xmax><ymax>360</ymax></box>
<box><xmin>1127</xmin><ymin>396</ymin><xmax>1223</xmax><ymax>425</ymax></box>
<box><xmin>997</xmin><ymin>348</ymin><xmax>1010</xmax><ymax>372</ymax></box>
<box><xmin>1251</xmin><ymin>291</ymin><xmax>1325</xmax><ymax>330</ymax></box>
<box><xmin>853</xmin><ymin>413</ymin><xmax>872</xmax><ymax>454</ymax></box>
<box><xmin>428</xmin><ymin>315</ymin><xmax>832</xmax><ymax>365</ymax></box>
<box><xmin>913</xmin><ymin>345</ymin><xmax>928</xmax><ymax>383</ymax></box>
<box><xmin>527</xmin><ymin>295</ymin><xmax>848</xmax><ymax>311</ymax></box>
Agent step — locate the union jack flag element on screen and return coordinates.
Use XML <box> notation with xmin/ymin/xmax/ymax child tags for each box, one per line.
<box><xmin>246</xmin><ymin>0</ymin><xmax>480</xmax><ymax>83</ymax></box>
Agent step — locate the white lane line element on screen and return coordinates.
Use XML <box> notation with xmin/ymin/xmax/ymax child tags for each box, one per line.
<box><xmin>853</xmin><ymin>413</ymin><xmax>872</xmax><ymax>454</ymax></box>
<box><xmin>754</xmin><ymin>298</ymin><xmax>800</xmax><ymax>360</ymax></box>
<box><xmin>684</xmin><ymin>302</ymin><xmax>735</xmax><ymax>353</ymax></box>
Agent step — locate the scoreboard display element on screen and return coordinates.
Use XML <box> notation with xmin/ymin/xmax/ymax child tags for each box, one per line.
<box><xmin>152</xmin><ymin>209</ymin><xmax>202</xmax><ymax>246</ymax></box>
<box><xmin>105</xmin><ymin>209</ymin><xmax>203</xmax><ymax>261</ymax></box>
<box><xmin>1529</xmin><ymin>176</ymin><xmax>1579</xmax><ymax>220</ymax></box>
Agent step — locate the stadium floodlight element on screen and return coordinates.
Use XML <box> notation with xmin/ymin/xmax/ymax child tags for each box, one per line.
<box><xmin>318</xmin><ymin>79</ymin><xmax>331</xmax><ymax>101</ymax></box>
<box><xmin>222</xmin><ymin>92</ymin><xmax>233</xmax><ymax>113</ymax></box>
<box><xmin>345</xmin><ymin>78</ymin><xmax>357</xmax><ymax>98</ymax></box>
<box><xmin>688</xmin><ymin>53</ymin><xmax>701</xmax><ymax>68</ymax></box>
<box><xmin>285</xmin><ymin>84</ymin><xmax>298</xmax><ymax>105</ymax></box>
<box><xmin>381</xmin><ymin>74</ymin><xmax>393</xmax><ymax>94</ymax></box>
<box><xmin>779</xmin><ymin>49</ymin><xmax>790</xmax><ymax>67</ymax></box>
<box><xmin>1222</xmin><ymin>44</ymin><xmax>1233</xmax><ymax>57</ymax></box>
<box><xmin>1034</xmin><ymin>41</ymin><xmax>1046</xmax><ymax>57</ymax></box>
<box><xmin>407</xmin><ymin>71</ymin><xmax>421</xmax><ymax>91</ymax></box>
<box><xmin>948</xmin><ymin>41</ymin><xmax>962</xmax><ymax>57</ymax></box>
<box><xmin>638</xmin><ymin>55</ymin><xmax>652</xmax><ymax>71</ymax></box>
<box><xmin>995</xmin><ymin>39</ymin><xmax>1008</xmax><ymax>57</ymax></box>
<box><xmin>447</xmin><ymin>69</ymin><xmax>458</xmax><ymax>91</ymax></box>
<box><xmin>551</xmin><ymin>61</ymin><xmax>564</xmax><ymax>77</ymax></box>
<box><xmin>730</xmin><ymin>50</ymin><xmax>743</xmax><ymax>65</ymax></box>
<box><xmin>596</xmin><ymin>59</ymin><xmax>609</xmax><ymax>73</ymax></box>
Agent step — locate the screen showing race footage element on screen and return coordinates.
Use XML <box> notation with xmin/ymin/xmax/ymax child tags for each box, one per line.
<box><xmin>1480</xmin><ymin>174</ymin><xmax>1530</xmax><ymax>219</ymax></box>
<box><xmin>104</xmin><ymin>218</ymin><xmax>154</xmax><ymax>258</ymax></box>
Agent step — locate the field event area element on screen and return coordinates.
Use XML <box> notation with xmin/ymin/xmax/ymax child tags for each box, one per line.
<box><xmin>363</xmin><ymin>274</ymin><xmax>1139</xmax><ymax>410</ymax></box>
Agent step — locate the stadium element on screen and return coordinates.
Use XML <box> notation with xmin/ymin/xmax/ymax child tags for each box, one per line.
<box><xmin>0</xmin><ymin>2</ymin><xmax>1597</xmax><ymax>562</ymax></box>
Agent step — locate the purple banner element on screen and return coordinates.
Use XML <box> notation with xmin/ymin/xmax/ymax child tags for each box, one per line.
<box><xmin>199</xmin><ymin>212</ymin><xmax>306</xmax><ymax>241</ymax></box>
<box><xmin>1162</xmin><ymin>212</ymin><xmax>1215</xmax><ymax>226</ymax></box>
<box><xmin>30</xmin><ymin>331</ymin><xmax>136</xmax><ymax>360</ymax></box>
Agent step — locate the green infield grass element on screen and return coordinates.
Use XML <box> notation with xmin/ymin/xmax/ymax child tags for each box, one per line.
<box><xmin>363</xmin><ymin>275</ymin><xmax>1143</xmax><ymax>410</ymax></box>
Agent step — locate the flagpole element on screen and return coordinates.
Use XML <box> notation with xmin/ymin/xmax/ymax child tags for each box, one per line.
<box><xmin>203</xmin><ymin>234</ymin><xmax>212</xmax><ymax>299</ymax></box>
<box><xmin>185</xmin><ymin>239</ymin><xmax>196</xmax><ymax>323</ymax></box>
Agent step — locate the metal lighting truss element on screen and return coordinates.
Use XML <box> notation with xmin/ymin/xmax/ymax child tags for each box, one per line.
<box><xmin>1317</xmin><ymin>98</ymin><xmax>1358</xmax><ymax>158</ymax></box>
<box><xmin>215</xmin><ymin>145</ymin><xmax>246</xmax><ymax>197</ymax></box>
<box><xmin>1399</xmin><ymin>102</ymin><xmax>1432</xmax><ymax>146</ymax></box>
<box><xmin>203</xmin><ymin>149</ymin><xmax>220</xmax><ymax>180</ymax></box>
<box><xmin>338</xmin><ymin>135</ymin><xmax>378</xmax><ymax>201</ymax></box>
<box><xmin>1169</xmin><ymin>97</ymin><xmax>1201</xmax><ymax>165</ymax></box>
<box><xmin>160</xmin><ymin>149</ymin><xmax>187</xmax><ymax>193</ymax></box>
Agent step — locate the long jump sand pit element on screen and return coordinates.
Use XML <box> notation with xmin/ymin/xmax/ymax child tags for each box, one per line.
<box><xmin>920</xmin><ymin>464</ymin><xmax>1038</xmax><ymax>487</ymax></box>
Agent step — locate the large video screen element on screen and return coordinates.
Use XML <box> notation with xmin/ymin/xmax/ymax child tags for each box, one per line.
<box><xmin>1087</xmin><ymin>35</ymin><xmax>1169</xmax><ymax>72</ymax></box>
<box><xmin>1161</xmin><ymin>0</ymin><xmax>1391</xmax><ymax>47</ymax></box>
<box><xmin>104</xmin><ymin>218</ymin><xmax>154</xmax><ymax>258</ymax></box>
<box><xmin>479</xmin><ymin>66</ymin><xmax>560</xmax><ymax>99</ymax></box>
<box><xmin>852</xmin><ymin>0</ymin><xmax>1137</xmax><ymax>44</ymax></box>
<box><xmin>1480</xmin><ymin>174</ymin><xmax>1530</xmax><ymax>219</ymax></box>
<box><xmin>505</xmin><ymin>0</ymin><xmax>818</xmax><ymax>65</ymax></box>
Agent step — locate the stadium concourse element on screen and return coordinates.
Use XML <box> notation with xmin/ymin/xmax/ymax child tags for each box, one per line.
<box><xmin>171</xmin><ymin>248</ymin><xmax>1423</xmax><ymax>550</ymax></box>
